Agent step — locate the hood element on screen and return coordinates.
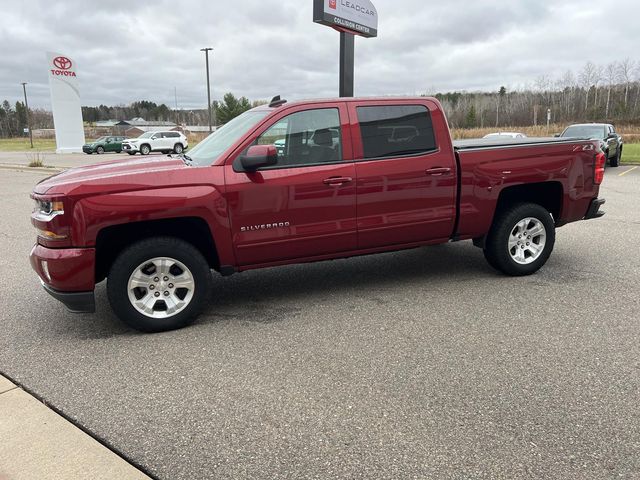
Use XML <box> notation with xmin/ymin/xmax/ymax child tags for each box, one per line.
<box><xmin>34</xmin><ymin>156</ymin><xmax>188</xmax><ymax>196</ymax></box>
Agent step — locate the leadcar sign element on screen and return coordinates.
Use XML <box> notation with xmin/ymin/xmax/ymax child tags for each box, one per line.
<box><xmin>313</xmin><ymin>0</ymin><xmax>378</xmax><ymax>38</ymax></box>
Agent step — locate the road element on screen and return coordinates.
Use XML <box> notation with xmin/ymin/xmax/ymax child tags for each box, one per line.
<box><xmin>1</xmin><ymin>166</ymin><xmax>638</xmax><ymax>479</ymax></box>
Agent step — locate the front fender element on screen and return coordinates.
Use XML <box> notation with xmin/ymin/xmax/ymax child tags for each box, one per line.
<box><xmin>72</xmin><ymin>185</ymin><xmax>235</xmax><ymax>266</ymax></box>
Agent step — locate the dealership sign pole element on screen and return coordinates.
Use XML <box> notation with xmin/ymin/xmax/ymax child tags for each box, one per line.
<box><xmin>46</xmin><ymin>52</ymin><xmax>85</xmax><ymax>153</ymax></box>
<box><xmin>313</xmin><ymin>0</ymin><xmax>378</xmax><ymax>97</ymax></box>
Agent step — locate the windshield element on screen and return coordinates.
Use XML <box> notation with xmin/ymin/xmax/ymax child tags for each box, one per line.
<box><xmin>561</xmin><ymin>125</ymin><xmax>606</xmax><ymax>139</ymax></box>
<box><xmin>186</xmin><ymin>110</ymin><xmax>271</xmax><ymax>166</ymax></box>
<box><xmin>138</xmin><ymin>132</ymin><xmax>156</xmax><ymax>139</ymax></box>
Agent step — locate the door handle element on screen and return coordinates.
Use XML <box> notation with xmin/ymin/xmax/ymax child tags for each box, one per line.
<box><xmin>323</xmin><ymin>176</ymin><xmax>353</xmax><ymax>186</ymax></box>
<box><xmin>425</xmin><ymin>167</ymin><xmax>451</xmax><ymax>176</ymax></box>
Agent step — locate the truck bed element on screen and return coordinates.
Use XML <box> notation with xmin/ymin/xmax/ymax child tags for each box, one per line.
<box><xmin>452</xmin><ymin>135</ymin><xmax>599</xmax><ymax>241</ymax></box>
<box><xmin>453</xmin><ymin>136</ymin><xmax>587</xmax><ymax>150</ymax></box>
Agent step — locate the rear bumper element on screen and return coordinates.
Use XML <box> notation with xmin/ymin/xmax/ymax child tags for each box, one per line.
<box><xmin>584</xmin><ymin>198</ymin><xmax>605</xmax><ymax>220</ymax></box>
<box><xmin>41</xmin><ymin>281</ymin><xmax>95</xmax><ymax>313</ymax></box>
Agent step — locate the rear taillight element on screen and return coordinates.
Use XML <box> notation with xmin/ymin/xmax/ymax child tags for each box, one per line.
<box><xmin>594</xmin><ymin>152</ymin><xmax>605</xmax><ymax>185</ymax></box>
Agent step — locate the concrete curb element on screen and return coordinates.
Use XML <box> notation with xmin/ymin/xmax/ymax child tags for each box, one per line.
<box><xmin>0</xmin><ymin>163</ymin><xmax>64</xmax><ymax>173</ymax></box>
<box><xmin>0</xmin><ymin>373</ymin><xmax>154</xmax><ymax>480</ymax></box>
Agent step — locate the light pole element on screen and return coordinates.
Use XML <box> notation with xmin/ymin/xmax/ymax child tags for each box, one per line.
<box><xmin>21</xmin><ymin>82</ymin><xmax>33</xmax><ymax>148</ymax></box>
<box><xmin>200</xmin><ymin>47</ymin><xmax>213</xmax><ymax>132</ymax></box>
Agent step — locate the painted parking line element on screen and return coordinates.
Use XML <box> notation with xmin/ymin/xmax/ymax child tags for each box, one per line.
<box><xmin>618</xmin><ymin>166</ymin><xmax>638</xmax><ymax>176</ymax></box>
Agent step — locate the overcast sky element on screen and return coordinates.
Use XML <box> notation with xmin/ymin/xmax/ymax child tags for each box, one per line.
<box><xmin>1</xmin><ymin>0</ymin><xmax>638</xmax><ymax>110</ymax></box>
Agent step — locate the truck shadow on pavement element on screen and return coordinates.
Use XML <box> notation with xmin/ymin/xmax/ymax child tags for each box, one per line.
<box><xmin>75</xmin><ymin>241</ymin><xmax>493</xmax><ymax>337</ymax></box>
<box><xmin>63</xmin><ymin>239</ymin><xmax>587</xmax><ymax>338</ymax></box>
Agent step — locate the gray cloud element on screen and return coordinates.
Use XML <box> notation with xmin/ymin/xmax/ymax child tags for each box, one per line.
<box><xmin>1</xmin><ymin>0</ymin><xmax>638</xmax><ymax>109</ymax></box>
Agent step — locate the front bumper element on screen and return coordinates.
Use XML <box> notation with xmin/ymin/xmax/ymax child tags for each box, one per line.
<box><xmin>584</xmin><ymin>198</ymin><xmax>605</xmax><ymax>220</ymax></box>
<box><xmin>41</xmin><ymin>281</ymin><xmax>95</xmax><ymax>313</ymax></box>
<box><xmin>30</xmin><ymin>244</ymin><xmax>96</xmax><ymax>313</ymax></box>
<box><xmin>122</xmin><ymin>144</ymin><xmax>139</xmax><ymax>152</ymax></box>
<box><xmin>82</xmin><ymin>146</ymin><xmax>95</xmax><ymax>154</ymax></box>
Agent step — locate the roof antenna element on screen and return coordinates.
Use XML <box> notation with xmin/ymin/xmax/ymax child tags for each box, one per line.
<box><xmin>269</xmin><ymin>95</ymin><xmax>287</xmax><ymax>108</ymax></box>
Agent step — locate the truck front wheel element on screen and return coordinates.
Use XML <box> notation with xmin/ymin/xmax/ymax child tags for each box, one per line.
<box><xmin>483</xmin><ymin>203</ymin><xmax>556</xmax><ymax>276</ymax></box>
<box><xmin>107</xmin><ymin>237</ymin><xmax>213</xmax><ymax>332</ymax></box>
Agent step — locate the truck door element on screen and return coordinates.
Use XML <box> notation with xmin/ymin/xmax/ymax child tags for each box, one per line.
<box><xmin>348</xmin><ymin>101</ymin><xmax>457</xmax><ymax>250</ymax></box>
<box><xmin>224</xmin><ymin>103</ymin><xmax>357</xmax><ymax>266</ymax></box>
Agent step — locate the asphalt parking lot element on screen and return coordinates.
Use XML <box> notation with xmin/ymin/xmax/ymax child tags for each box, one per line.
<box><xmin>1</xmin><ymin>166</ymin><xmax>638</xmax><ymax>479</ymax></box>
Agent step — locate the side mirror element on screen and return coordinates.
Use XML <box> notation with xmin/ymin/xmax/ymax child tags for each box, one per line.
<box><xmin>240</xmin><ymin>145</ymin><xmax>278</xmax><ymax>171</ymax></box>
<box><xmin>607</xmin><ymin>132</ymin><xmax>617</xmax><ymax>139</ymax></box>
<box><xmin>553</xmin><ymin>133</ymin><xmax>561</xmax><ymax>137</ymax></box>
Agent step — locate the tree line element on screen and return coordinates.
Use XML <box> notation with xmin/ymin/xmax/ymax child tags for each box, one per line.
<box><xmin>433</xmin><ymin>59</ymin><xmax>640</xmax><ymax>129</ymax></box>
<box><xmin>0</xmin><ymin>93</ymin><xmax>260</xmax><ymax>138</ymax></box>
<box><xmin>0</xmin><ymin>100</ymin><xmax>51</xmax><ymax>138</ymax></box>
<box><xmin>81</xmin><ymin>93</ymin><xmax>259</xmax><ymax>126</ymax></box>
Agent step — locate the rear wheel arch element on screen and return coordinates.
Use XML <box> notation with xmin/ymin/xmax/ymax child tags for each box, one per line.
<box><xmin>494</xmin><ymin>181</ymin><xmax>563</xmax><ymax>223</ymax></box>
<box><xmin>474</xmin><ymin>181</ymin><xmax>563</xmax><ymax>248</ymax></box>
<box><xmin>94</xmin><ymin>217</ymin><xmax>220</xmax><ymax>283</ymax></box>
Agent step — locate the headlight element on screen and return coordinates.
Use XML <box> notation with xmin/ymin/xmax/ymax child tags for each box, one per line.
<box><xmin>34</xmin><ymin>199</ymin><xmax>64</xmax><ymax>220</ymax></box>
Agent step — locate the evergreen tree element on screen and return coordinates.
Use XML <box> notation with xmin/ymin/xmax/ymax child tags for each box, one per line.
<box><xmin>215</xmin><ymin>93</ymin><xmax>252</xmax><ymax>124</ymax></box>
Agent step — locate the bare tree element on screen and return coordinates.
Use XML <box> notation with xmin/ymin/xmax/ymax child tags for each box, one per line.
<box><xmin>592</xmin><ymin>64</ymin><xmax>603</xmax><ymax>108</ymax></box>
<box><xmin>560</xmin><ymin>70</ymin><xmax>576</xmax><ymax>118</ymax></box>
<box><xmin>617</xmin><ymin>58</ymin><xmax>635</xmax><ymax>108</ymax></box>
<box><xmin>634</xmin><ymin>63</ymin><xmax>640</xmax><ymax>115</ymax></box>
<box><xmin>605</xmin><ymin>62</ymin><xmax>617</xmax><ymax>118</ymax></box>
<box><xmin>579</xmin><ymin>61</ymin><xmax>597</xmax><ymax>112</ymax></box>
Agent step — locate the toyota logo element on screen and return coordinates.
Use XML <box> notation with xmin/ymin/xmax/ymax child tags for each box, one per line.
<box><xmin>53</xmin><ymin>56</ymin><xmax>73</xmax><ymax>70</ymax></box>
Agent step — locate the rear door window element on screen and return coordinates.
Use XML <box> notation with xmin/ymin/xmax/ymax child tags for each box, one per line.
<box><xmin>356</xmin><ymin>105</ymin><xmax>436</xmax><ymax>160</ymax></box>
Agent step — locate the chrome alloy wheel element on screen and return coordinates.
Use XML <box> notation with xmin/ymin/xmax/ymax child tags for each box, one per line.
<box><xmin>127</xmin><ymin>257</ymin><xmax>195</xmax><ymax>318</ymax></box>
<box><xmin>507</xmin><ymin>217</ymin><xmax>547</xmax><ymax>265</ymax></box>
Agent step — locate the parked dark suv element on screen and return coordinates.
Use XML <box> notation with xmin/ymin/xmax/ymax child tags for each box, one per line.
<box><xmin>559</xmin><ymin>123</ymin><xmax>622</xmax><ymax>167</ymax></box>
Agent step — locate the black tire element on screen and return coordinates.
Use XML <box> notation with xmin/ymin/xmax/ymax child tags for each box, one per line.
<box><xmin>107</xmin><ymin>237</ymin><xmax>213</xmax><ymax>332</ymax></box>
<box><xmin>610</xmin><ymin>147</ymin><xmax>621</xmax><ymax>167</ymax></box>
<box><xmin>483</xmin><ymin>203</ymin><xmax>555</xmax><ymax>276</ymax></box>
<box><xmin>96</xmin><ymin>146</ymin><xmax>105</xmax><ymax>154</ymax></box>
<box><xmin>127</xmin><ymin>152</ymin><xmax>135</xmax><ymax>155</ymax></box>
<box><xmin>116</xmin><ymin>150</ymin><xmax>122</xmax><ymax>154</ymax></box>
<box><xmin>173</xmin><ymin>143</ymin><xmax>184</xmax><ymax>154</ymax></box>
<box><xmin>140</xmin><ymin>144</ymin><xmax>151</xmax><ymax>155</ymax></box>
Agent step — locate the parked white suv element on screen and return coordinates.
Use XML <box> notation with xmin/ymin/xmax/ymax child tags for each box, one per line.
<box><xmin>122</xmin><ymin>131</ymin><xmax>188</xmax><ymax>155</ymax></box>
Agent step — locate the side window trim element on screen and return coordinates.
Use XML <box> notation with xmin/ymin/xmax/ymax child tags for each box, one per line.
<box><xmin>354</xmin><ymin>147</ymin><xmax>440</xmax><ymax>163</ymax></box>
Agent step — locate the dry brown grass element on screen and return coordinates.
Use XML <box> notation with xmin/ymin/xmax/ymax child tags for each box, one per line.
<box><xmin>451</xmin><ymin>124</ymin><xmax>640</xmax><ymax>142</ymax></box>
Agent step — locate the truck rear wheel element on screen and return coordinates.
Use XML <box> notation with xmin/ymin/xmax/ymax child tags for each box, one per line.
<box><xmin>107</xmin><ymin>237</ymin><xmax>212</xmax><ymax>332</ymax></box>
<box><xmin>483</xmin><ymin>203</ymin><xmax>555</xmax><ymax>276</ymax></box>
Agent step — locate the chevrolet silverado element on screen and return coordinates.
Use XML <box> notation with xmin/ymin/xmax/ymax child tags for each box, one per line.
<box><xmin>30</xmin><ymin>96</ymin><xmax>606</xmax><ymax>332</ymax></box>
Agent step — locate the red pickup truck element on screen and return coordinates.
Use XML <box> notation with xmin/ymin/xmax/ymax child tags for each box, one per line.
<box><xmin>30</xmin><ymin>96</ymin><xmax>606</xmax><ymax>332</ymax></box>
